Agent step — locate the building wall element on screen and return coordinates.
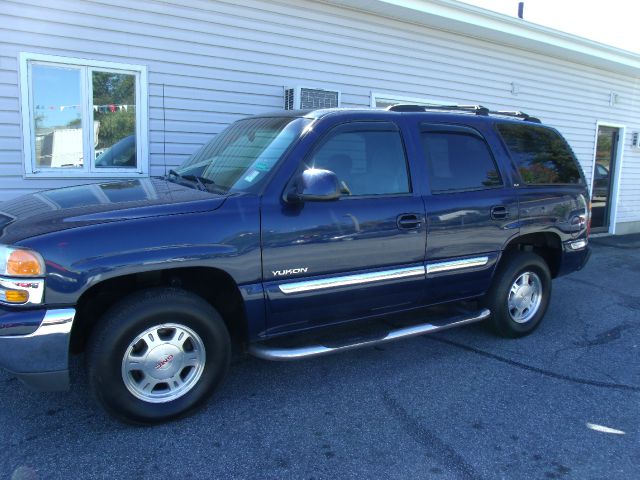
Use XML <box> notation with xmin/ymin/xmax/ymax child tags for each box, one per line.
<box><xmin>1</xmin><ymin>0</ymin><xmax>639</xmax><ymax>229</ymax></box>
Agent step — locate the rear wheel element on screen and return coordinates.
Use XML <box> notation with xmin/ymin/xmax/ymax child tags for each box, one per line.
<box><xmin>483</xmin><ymin>251</ymin><xmax>552</xmax><ymax>338</ymax></box>
<box><xmin>87</xmin><ymin>288</ymin><xmax>231</xmax><ymax>424</ymax></box>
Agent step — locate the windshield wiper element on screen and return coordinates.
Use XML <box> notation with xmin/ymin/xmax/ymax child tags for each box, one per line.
<box><xmin>167</xmin><ymin>169</ymin><xmax>216</xmax><ymax>192</ymax></box>
<box><xmin>182</xmin><ymin>174</ymin><xmax>208</xmax><ymax>192</ymax></box>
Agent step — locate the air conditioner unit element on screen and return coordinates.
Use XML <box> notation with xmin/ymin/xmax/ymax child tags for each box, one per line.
<box><xmin>632</xmin><ymin>132</ymin><xmax>640</xmax><ymax>149</ymax></box>
<box><xmin>284</xmin><ymin>86</ymin><xmax>341</xmax><ymax>110</ymax></box>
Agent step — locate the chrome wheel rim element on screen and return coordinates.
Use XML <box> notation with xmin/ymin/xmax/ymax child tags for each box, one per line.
<box><xmin>121</xmin><ymin>323</ymin><xmax>206</xmax><ymax>403</ymax></box>
<box><xmin>507</xmin><ymin>271</ymin><xmax>543</xmax><ymax>324</ymax></box>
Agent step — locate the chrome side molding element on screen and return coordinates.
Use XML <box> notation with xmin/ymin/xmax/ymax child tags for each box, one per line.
<box><xmin>278</xmin><ymin>266</ymin><xmax>425</xmax><ymax>294</ymax></box>
<box><xmin>248</xmin><ymin>308</ymin><xmax>491</xmax><ymax>361</ymax></box>
<box><xmin>277</xmin><ymin>256</ymin><xmax>491</xmax><ymax>295</ymax></box>
<box><xmin>426</xmin><ymin>256</ymin><xmax>489</xmax><ymax>274</ymax></box>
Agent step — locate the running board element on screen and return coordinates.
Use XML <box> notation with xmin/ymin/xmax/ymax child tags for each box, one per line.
<box><xmin>248</xmin><ymin>308</ymin><xmax>491</xmax><ymax>361</ymax></box>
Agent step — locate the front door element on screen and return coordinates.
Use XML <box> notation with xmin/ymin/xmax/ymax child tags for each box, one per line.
<box><xmin>591</xmin><ymin>126</ymin><xmax>620</xmax><ymax>232</ymax></box>
<box><xmin>261</xmin><ymin>120</ymin><xmax>426</xmax><ymax>336</ymax></box>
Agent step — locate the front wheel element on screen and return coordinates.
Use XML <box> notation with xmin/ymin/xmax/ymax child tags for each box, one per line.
<box><xmin>483</xmin><ymin>251</ymin><xmax>552</xmax><ymax>338</ymax></box>
<box><xmin>87</xmin><ymin>288</ymin><xmax>231</xmax><ymax>424</ymax></box>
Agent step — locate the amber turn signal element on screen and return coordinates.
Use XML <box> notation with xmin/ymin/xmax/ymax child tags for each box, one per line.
<box><xmin>3</xmin><ymin>289</ymin><xmax>29</xmax><ymax>303</ymax></box>
<box><xmin>6</xmin><ymin>249</ymin><xmax>44</xmax><ymax>276</ymax></box>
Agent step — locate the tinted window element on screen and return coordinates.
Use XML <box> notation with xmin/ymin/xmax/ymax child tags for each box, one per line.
<box><xmin>497</xmin><ymin>124</ymin><xmax>583</xmax><ymax>185</ymax></box>
<box><xmin>309</xmin><ymin>125</ymin><xmax>410</xmax><ymax>196</ymax></box>
<box><xmin>420</xmin><ymin>131</ymin><xmax>502</xmax><ymax>193</ymax></box>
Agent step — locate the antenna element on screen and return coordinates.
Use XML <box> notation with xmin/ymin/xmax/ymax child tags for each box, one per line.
<box><xmin>518</xmin><ymin>2</ymin><xmax>524</xmax><ymax>19</ymax></box>
<box><xmin>162</xmin><ymin>83</ymin><xmax>167</xmax><ymax>176</ymax></box>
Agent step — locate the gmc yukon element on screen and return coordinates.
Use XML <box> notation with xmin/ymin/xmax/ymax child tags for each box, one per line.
<box><xmin>0</xmin><ymin>105</ymin><xmax>591</xmax><ymax>423</ymax></box>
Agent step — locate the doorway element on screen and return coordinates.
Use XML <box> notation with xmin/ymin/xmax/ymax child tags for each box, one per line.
<box><xmin>591</xmin><ymin>125</ymin><xmax>622</xmax><ymax>233</ymax></box>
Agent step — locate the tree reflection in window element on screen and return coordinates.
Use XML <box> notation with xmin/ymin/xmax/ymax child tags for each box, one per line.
<box><xmin>497</xmin><ymin>124</ymin><xmax>583</xmax><ymax>185</ymax></box>
<box><xmin>93</xmin><ymin>71</ymin><xmax>136</xmax><ymax>168</ymax></box>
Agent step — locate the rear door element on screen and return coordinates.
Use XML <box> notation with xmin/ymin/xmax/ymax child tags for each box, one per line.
<box><xmin>416</xmin><ymin>123</ymin><xmax>519</xmax><ymax>303</ymax></box>
<box><xmin>261</xmin><ymin>119</ymin><xmax>426</xmax><ymax>337</ymax></box>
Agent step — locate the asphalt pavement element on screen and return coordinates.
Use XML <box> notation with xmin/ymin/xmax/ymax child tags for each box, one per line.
<box><xmin>1</xmin><ymin>235</ymin><xmax>639</xmax><ymax>479</ymax></box>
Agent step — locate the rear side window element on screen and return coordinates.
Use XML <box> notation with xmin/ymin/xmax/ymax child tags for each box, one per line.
<box><xmin>496</xmin><ymin>124</ymin><xmax>583</xmax><ymax>185</ymax></box>
<box><xmin>309</xmin><ymin>123</ymin><xmax>410</xmax><ymax>196</ymax></box>
<box><xmin>420</xmin><ymin>130</ymin><xmax>502</xmax><ymax>193</ymax></box>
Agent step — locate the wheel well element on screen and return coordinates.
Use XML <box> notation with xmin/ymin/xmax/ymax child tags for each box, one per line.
<box><xmin>71</xmin><ymin>267</ymin><xmax>247</xmax><ymax>354</ymax></box>
<box><xmin>502</xmin><ymin>233</ymin><xmax>562</xmax><ymax>278</ymax></box>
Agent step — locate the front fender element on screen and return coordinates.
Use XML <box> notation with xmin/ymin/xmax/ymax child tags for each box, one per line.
<box><xmin>19</xmin><ymin>196</ymin><xmax>262</xmax><ymax>306</ymax></box>
<box><xmin>65</xmin><ymin>243</ymin><xmax>240</xmax><ymax>300</ymax></box>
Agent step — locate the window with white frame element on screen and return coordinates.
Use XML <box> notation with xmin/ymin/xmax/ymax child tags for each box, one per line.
<box><xmin>370</xmin><ymin>92</ymin><xmax>451</xmax><ymax>109</ymax></box>
<box><xmin>20</xmin><ymin>53</ymin><xmax>148</xmax><ymax>177</ymax></box>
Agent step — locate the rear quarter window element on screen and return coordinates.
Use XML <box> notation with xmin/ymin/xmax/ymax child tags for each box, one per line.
<box><xmin>496</xmin><ymin>123</ymin><xmax>584</xmax><ymax>185</ymax></box>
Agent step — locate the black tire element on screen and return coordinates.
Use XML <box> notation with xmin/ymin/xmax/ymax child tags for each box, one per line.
<box><xmin>483</xmin><ymin>251</ymin><xmax>552</xmax><ymax>338</ymax></box>
<box><xmin>87</xmin><ymin>287</ymin><xmax>231</xmax><ymax>425</ymax></box>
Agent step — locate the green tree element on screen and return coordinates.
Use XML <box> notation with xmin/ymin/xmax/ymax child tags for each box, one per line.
<box><xmin>93</xmin><ymin>72</ymin><xmax>136</xmax><ymax>149</ymax></box>
<box><xmin>595</xmin><ymin>130</ymin><xmax>613</xmax><ymax>169</ymax></box>
<box><xmin>66</xmin><ymin>118</ymin><xmax>81</xmax><ymax>128</ymax></box>
<box><xmin>499</xmin><ymin>124</ymin><xmax>580</xmax><ymax>184</ymax></box>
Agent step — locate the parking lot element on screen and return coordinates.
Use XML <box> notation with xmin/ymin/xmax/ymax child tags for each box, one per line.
<box><xmin>1</xmin><ymin>235</ymin><xmax>639</xmax><ymax>480</ymax></box>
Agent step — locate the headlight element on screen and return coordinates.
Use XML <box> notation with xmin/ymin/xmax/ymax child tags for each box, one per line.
<box><xmin>0</xmin><ymin>245</ymin><xmax>45</xmax><ymax>277</ymax></box>
<box><xmin>0</xmin><ymin>245</ymin><xmax>45</xmax><ymax>306</ymax></box>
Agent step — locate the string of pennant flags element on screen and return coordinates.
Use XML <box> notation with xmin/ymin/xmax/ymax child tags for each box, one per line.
<box><xmin>35</xmin><ymin>104</ymin><xmax>136</xmax><ymax>112</ymax></box>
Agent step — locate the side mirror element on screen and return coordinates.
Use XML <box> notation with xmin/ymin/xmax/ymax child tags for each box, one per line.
<box><xmin>286</xmin><ymin>168</ymin><xmax>341</xmax><ymax>203</ymax></box>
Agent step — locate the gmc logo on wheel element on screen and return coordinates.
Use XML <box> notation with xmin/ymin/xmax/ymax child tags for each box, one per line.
<box><xmin>155</xmin><ymin>355</ymin><xmax>174</xmax><ymax>370</ymax></box>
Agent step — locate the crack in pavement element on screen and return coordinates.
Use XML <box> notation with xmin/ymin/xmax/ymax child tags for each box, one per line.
<box><xmin>381</xmin><ymin>390</ymin><xmax>482</xmax><ymax>480</ymax></box>
<box><xmin>573</xmin><ymin>323</ymin><xmax>637</xmax><ymax>348</ymax></box>
<box><xmin>547</xmin><ymin>320</ymin><xmax>636</xmax><ymax>366</ymax></box>
<box><xmin>426</xmin><ymin>336</ymin><xmax>640</xmax><ymax>393</ymax></box>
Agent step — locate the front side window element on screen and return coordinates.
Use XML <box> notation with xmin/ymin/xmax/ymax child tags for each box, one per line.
<box><xmin>308</xmin><ymin>123</ymin><xmax>410</xmax><ymax>196</ymax></box>
<box><xmin>496</xmin><ymin>123</ymin><xmax>583</xmax><ymax>185</ymax></box>
<box><xmin>420</xmin><ymin>130</ymin><xmax>502</xmax><ymax>193</ymax></box>
<box><xmin>21</xmin><ymin>53</ymin><xmax>147</xmax><ymax>177</ymax></box>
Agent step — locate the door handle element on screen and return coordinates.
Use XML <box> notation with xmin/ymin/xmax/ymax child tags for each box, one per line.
<box><xmin>490</xmin><ymin>205</ymin><xmax>510</xmax><ymax>220</ymax></box>
<box><xmin>397</xmin><ymin>213</ymin><xmax>423</xmax><ymax>230</ymax></box>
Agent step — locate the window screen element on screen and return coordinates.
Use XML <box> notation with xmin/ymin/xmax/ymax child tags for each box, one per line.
<box><xmin>309</xmin><ymin>125</ymin><xmax>410</xmax><ymax>196</ymax></box>
<box><xmin>496</xmin><ymin>124</ymin><xmax>583</xmax><ymax>185</ymax></box>
<box><xmin>420</xmin><ymin>131</ymin><xmax>502</xmax><ymax>193</ymax></box>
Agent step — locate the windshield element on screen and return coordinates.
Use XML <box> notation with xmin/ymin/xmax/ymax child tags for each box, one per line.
<box><xmin>174</xmin><ymin>116</ymin><xmax>311</xmax><ymax>193</ymax></box>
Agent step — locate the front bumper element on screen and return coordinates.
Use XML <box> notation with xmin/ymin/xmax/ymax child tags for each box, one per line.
<box><xmin>0</xmin><ymin>308</ymin><xmax>75</xmax><ymax>391</ymax></box>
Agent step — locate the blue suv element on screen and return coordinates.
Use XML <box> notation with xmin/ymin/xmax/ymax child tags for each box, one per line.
<box><xmin>0</xmin><ymin>105</ymin><xmax>590</xmax><ymax>423</ymax></box>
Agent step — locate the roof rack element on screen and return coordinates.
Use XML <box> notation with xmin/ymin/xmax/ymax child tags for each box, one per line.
<box><xmin>387</xmin><ymin>104</ymin><xmax>490</xmax><ymax>115</ymax></box>
<box><xmin>386</xmin><ymin>104</ymin><xmax>541</xmax><ymax>123</ymax></box>
<box><xmin>489</xmin><ymin>110</ymin><xmax>541</xmax><ymax>123</ymax></box>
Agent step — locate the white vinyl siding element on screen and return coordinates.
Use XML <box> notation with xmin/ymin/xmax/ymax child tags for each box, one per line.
<box><xmin>371</xmin><ymin>93</ymin><xmax>450</xmax><ymax>108</ymax></box>
<box><xmin>0</xmin><ymin>0</ymin><xmax>638</xmax><ymax>228</ymax></box>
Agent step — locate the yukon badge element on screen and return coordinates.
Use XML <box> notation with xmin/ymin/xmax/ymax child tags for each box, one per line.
<box><xmin>272</xmin><ymin>267</ymin><xmax>308</xmax><ymax>277</ymax></box>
